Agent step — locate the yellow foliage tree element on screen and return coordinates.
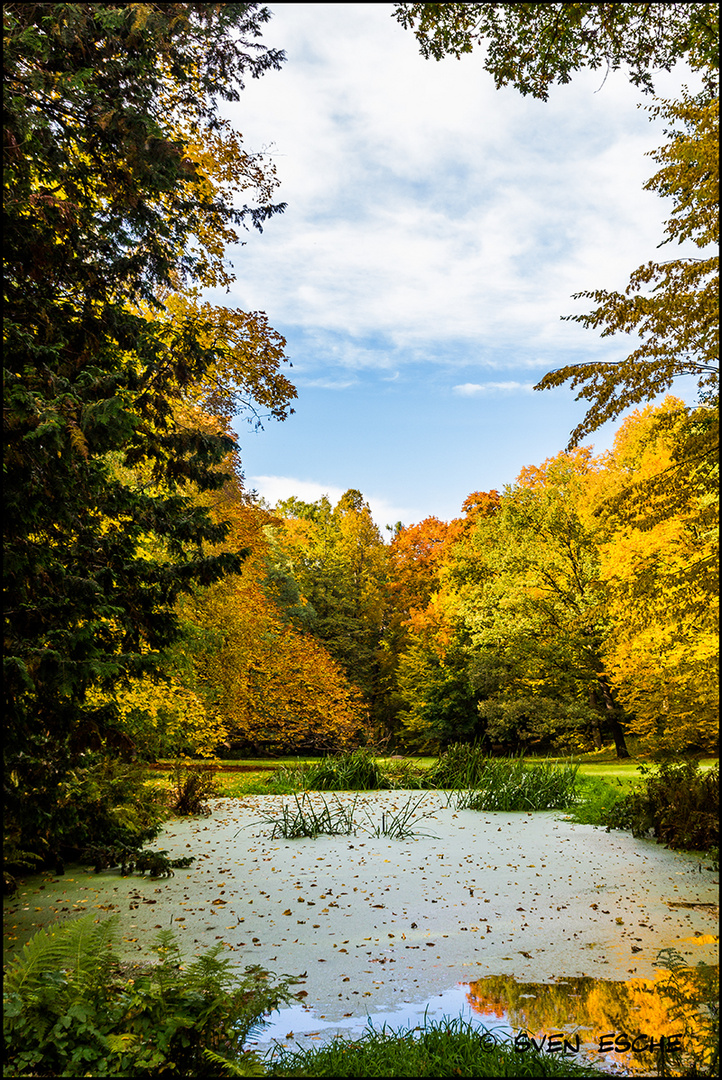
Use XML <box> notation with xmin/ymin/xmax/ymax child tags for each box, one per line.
<box><xmin>87</xmin><ymin>675</ymin><xmax>226</xmax><ymax>760</ymax></box>
<box><xmin>591</xmin><ymin>399</ymin><xmax>718</xmax><ymax>754</ymax></box>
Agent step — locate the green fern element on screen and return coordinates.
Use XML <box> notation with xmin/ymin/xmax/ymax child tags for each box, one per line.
<box><xmin>4</xmin><ymin>915</ymin><xmax>298</xmax><ymax>1077</ymax></box>
<box><xmin>653</xmin><ymin>947</ymin><xmax>720</xmax><ymax>1077</ymax></box>
<box><xmin>4</xmin><ymin>912</ymin><xmax>119</xmax><ymax>998</ymax></box>
<box><xmin>202</xmin><ymin>1046</ymin><xmax>265</xmax><ymax>1077</ymax></box>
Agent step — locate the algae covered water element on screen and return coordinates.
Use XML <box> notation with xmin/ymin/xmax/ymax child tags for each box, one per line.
<box><xmin>4</xmin><ymin>793</ymin><xmax>718</xmax><ymax>1074</ymax></box>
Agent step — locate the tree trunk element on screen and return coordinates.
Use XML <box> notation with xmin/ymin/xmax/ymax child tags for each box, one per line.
<box><xmin>588</xmin><ymin>687</ymin><xmax>603</xmax><ymax>749</ymax></box>
<box><xmin>596</xmin><ymin>674</ymin><xmax>630</xmax><ymax>758</ymax></box>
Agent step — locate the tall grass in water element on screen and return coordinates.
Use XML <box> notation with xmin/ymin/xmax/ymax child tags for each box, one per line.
<box><xmin>431</xmin><ymin>743</ymin><xmax>580</xmax><ymax>810</ymax></box>
<box><xmin>426</xmin><ymin>741</ymin><xmax>495</xmax><ymax>789</ymax></box>
<box><xmin>250</xmin><ymin>792</ymin><xmax>438</xmax><ymax>841</ymax></box>
<box><xmin>266</xmin><ymin>748</ymin><xmax>427</xmax><ymax>793</ymax></box>
<box><xmin>252</xmin><ymin>792</ymin><xmax>358</xmax><ymax>839</ymax></box>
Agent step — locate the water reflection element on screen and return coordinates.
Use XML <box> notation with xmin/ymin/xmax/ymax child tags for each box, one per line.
<box><xmin>251</xmin><ymin>964</ymin><xmax>719</xmax><ymax>1077</ymax></box>
<box><xmin>467</xmin><ymin>964</ymin><xmax>719</xmax><ymax>1075</ymax></box>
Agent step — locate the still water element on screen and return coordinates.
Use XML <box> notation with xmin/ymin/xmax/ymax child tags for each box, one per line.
<box><xmin>4</xmin><ymin>795</ymin><xmax>719</xmax><ymax>1076</ymax></box>
<box><xmin>249</xmin><ymin>967</ymin><xmax>719</xmax><ymax>1076</ymax></box>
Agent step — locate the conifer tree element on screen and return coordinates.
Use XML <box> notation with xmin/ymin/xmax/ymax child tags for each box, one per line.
<box><xmin>3</xmin><ymin>4</ymin><xmax>292</xmax><ymax>856</ymax></box>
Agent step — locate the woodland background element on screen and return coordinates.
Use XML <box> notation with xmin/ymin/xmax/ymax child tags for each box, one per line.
<box><xmin>3</xmin><ymin>3</ymin><xmax>718</xmax><ymax>869</ymax></box>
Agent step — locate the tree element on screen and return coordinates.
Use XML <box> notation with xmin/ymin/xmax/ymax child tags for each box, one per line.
<box><xmin>537</xmin><ymin>86</ymin><xmax>719</xmax><ymax>443</ymax></box>
<box><xmin>271</xmin><ymin>490</ymin><xmax>390</xmax><ymax>719</ymax></box>
<box><xmin>395</xmin><ymin>3</ymin><xmax>719</xmax><ymax>443</ymax></box>
<box><xmin>179</xmin><ymin>494</ymin><xmax>367</xmax><ymax>755</ymax></box>
<box><xmin>3</xmin><ymin>3</ymin><xmax>293</xmax><ymax>859</ymax></box>
<box><xmin>442</xmin><ymin>458</ymin><xmax>631</xmax><ymax>756</ymax></box>
<box><xmin>591</xmin><ymin>400</ymin><xmax>718</xmax><ymax>754</ymax></box>
<box><xmin>393</xmin><ymin>3</ymin><xmax>718</xmax><ymax>99</ymax></box>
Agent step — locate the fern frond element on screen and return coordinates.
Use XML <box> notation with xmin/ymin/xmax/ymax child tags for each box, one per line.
<box><xmin>202</xmin><ymin>1046</ymin><xmax>265</xmax><ymax>1077</ymax></box>
<box><xmin>105</xmin><ymin>1032</ymin><xmax>141</xmax><ymax>1054</ymax></box>
<box><xmin>4</xmin><ymin>913</ymin><xmax>119</xmax><ymax>997</ymax></box>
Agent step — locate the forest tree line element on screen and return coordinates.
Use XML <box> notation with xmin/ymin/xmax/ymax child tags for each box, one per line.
<box><xmin>86</xmin><ymin>393</ymin><xmax>716</xmax><ymax>762</ymax></box>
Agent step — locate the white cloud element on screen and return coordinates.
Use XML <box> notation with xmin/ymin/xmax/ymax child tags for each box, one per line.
<box><xmin>453</xmin><ymin>381</ymin><xmax>536</xmax><ymax>396</ymax></box>
<box><xmin>224</xmin><ymin>3</ymin><xmax>704</xmax><ymax>376</ymax></box>
<box><xmin>296</xmin><ymin>376</ymin><xmax>359</xmax><ymax>390</ymax></box>
<box><xmin>248</xmin><ymin>474</ymin><xmax>417</xmax><ymax>535</ymax></box>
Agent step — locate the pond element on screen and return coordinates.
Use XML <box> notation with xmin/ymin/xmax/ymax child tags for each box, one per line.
<box><xmin>4</xmin><ymin>791</ymin><xmax>718</xmax><ymax>1074</ymax></box>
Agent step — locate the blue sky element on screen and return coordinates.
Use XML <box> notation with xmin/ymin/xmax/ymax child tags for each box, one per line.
<box><xmin>213</xmin><ymin>3</ymin><xmax>703</xmax><ymax>531</ymax></box>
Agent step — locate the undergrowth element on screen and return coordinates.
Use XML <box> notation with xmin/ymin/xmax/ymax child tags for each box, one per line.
<box><xmin>3</xmin><ymin>913</ymin><xmax>297</xmax><ymax>1078</ymax></box>
<box><xmin>603</xmin><ymin>760</ymin><xmax>719</xmax><ymax>854</ymax></box>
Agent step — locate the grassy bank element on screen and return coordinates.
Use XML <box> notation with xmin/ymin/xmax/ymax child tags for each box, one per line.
<box><xmin>262</xmin><ymin>1018</ymin><xmax>602</xmax><ymax>1077</ymax></box>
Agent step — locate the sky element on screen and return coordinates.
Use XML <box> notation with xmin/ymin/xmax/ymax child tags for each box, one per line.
<box><xmin>211</xmin><ymin>3</ymin><xmax>703</xmax><ymax>532</ymax></box>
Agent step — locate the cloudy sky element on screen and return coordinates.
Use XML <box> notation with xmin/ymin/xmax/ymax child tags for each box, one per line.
<box><xmin>213</xmin><ymin>3</ymin><xmax>702</xmax><ymax>531</ymax></box>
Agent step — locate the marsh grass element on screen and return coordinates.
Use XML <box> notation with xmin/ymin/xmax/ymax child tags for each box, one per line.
<box><xmin>446</xmin><ymin>757</ymin><xmax>580</xmax><ymax>812</ymax></box>
<box><xmin>359</xmin><ymin>794</ymin><xmax>439</xmax><ymax>840</ymax></box>
<box><xmin>263</xmin><ymin>1017</ymin><xmax>600</xmax><ymax>1078</ymax></box>
<box><xmin>265</xmin><ymin>749</ymin><xmax>428</xmax><ymax>794</ymax></box>
<box><xmin>249</xmin><ymin>792</ymin><xmax>440</xmax><ymax>841</ymax></box>
<box><xmin>251</xmin><ymin>792</ymin><xmax>359</xmax><ymax>839</ymax></box>
<box><xmin>426</xmin><ymin>741</ymin><xmax>494</xmax><ymax>790</ymax></box>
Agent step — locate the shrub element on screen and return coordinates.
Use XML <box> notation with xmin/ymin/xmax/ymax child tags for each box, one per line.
<box><xmin>3</xmin><ymin>913</ymin><xmax>297</xmax><ymax>1078</ymax></box>
<box><xmin>603</xmin><ymin>760</ymin><xmax>719</xmax><ymax>853</ymax></box>
<box><xmin>563</xmin><ymin>776</ymin><xmax>630</xmax><ymax>827</ymax></box>
<box><xmin>4</xmin><ymin>754</ymin><xmax>168</xmax><ymax>884</ymax></box>
<box><xmin>169</xmin><ymin>759</ymin><xmax>222</xmax><ymax>816</ymax></box>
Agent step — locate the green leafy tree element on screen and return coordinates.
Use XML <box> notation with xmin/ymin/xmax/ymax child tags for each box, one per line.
<box><xmin>442</xmin><ymin>455</ymin><xmax>631</xmax><ymax>756</ymax></box>
<box><xmin>272</xmin><ymin>490</ymin><xmax>389</xmax><ymax>723</ymax></box>
<box><xmin>3</xmin><ymin>3</ymin><xmax>292</xmax><ymax>860</ymax></box>
<box><xmin>393</xmin><ymin>3</ymin><xmax>717</xmax><ymax>98</ymax></box>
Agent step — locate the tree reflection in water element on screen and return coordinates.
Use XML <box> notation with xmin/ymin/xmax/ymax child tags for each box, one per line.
<box><xmin>467</xmin><ymin>954</ymin><xmax>719</xmax><ymax>1076</ymax></box>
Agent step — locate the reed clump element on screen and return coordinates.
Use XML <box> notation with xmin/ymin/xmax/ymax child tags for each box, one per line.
<box><xmin>266</xmin><ymin>748</ymin><xmax>427</xmax><ymax>793</ymax></box>
<box><xmin>432</xmin><ymin>743</ymin><xmax>580</xmax><ymax>811</ymax></box>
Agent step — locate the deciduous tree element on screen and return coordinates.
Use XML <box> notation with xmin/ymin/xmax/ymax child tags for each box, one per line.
<box><xmin>592</xmin><ymin>400</ymin><xmax>718</xmax><ymax>754</ymax></box>
<box><xmin>393</xmin><ymin>3</ymin><xmax>717</xmax><ymax>99</ymax></box>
